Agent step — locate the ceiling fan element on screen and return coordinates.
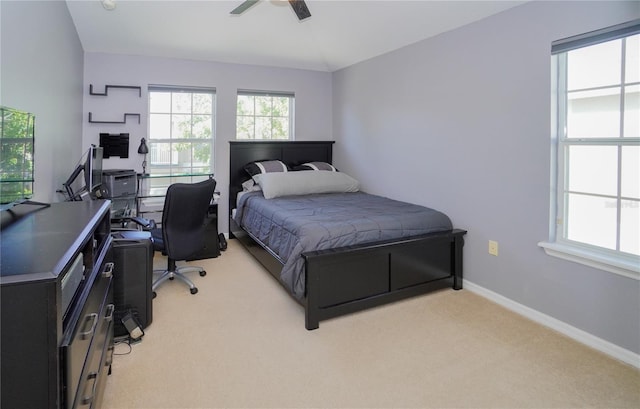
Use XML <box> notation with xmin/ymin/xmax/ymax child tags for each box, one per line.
<box><xmin>230</xmin><ymin>0</ymin><xmax>311</xmax><ymax>21</ymax></box>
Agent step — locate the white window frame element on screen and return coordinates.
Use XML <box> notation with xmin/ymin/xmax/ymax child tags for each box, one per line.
<box><xmin>147</xmin><ymin>86</ymin><xmax>216</xmax><ymax>176</ymax></box>
<box><xmin>539</xmin><ymin>20</ymin><xmax>640</xmax><ymax>280</ymax></box>
<box><xmin>235</xmin><ymin>90</ymin><xmax>294</xmax><ymax>140</ymax></box>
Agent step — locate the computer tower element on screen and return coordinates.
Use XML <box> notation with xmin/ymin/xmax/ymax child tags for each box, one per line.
<box><xmin>111</xmin><ymin>230</ymin><xmax>153</xmax><ymax>337</ymax></box>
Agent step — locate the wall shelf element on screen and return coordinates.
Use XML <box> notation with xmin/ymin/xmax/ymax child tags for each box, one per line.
<box><xmin>90</xmin><ymin>84</ymin><xmax>141</xmax><ymax>97</ymax></box>
<box><xmin>88</xmin><ymin>112</ymin><xmax>140</xmax><ymax>124</ymax></box>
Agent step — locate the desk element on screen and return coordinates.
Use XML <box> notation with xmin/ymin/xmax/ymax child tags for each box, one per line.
<box><xmin>136</xmin><ymin>173</ymin><xmax>216</xmax><ymax>219</ymax></box>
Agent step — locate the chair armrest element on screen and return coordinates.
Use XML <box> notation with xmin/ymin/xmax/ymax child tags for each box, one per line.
<box><xmin>130</xmin><ymin>216</ymin><xmax>156</xmax><ymax>230</ymax></box>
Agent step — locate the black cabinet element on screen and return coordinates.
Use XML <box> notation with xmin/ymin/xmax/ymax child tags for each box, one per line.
<box><xmin>1</xmin><ymin>200</ymin><xmax>114</xmax><ymax>409</ymax></box>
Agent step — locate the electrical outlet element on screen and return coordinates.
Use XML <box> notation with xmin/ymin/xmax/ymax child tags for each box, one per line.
<box><xmin>488</xmin><ymin>240</ymin><xmax>499</xmax><ymax>256</ymax></box>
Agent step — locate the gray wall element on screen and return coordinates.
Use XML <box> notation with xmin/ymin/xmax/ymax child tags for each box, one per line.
<box><xmin>1</xmin><ymin>0</ymin><xmax>85</xmax><ymax>203</ymax></box>
<box><xmin>332</xmin><ymin>1</ymin><xmax>640</xmax><ymax>354</ymax></box>
<box><xmin>82</xmin><ymin>53</ymin><xmax>333</xmax><ymax>233</ymax></box>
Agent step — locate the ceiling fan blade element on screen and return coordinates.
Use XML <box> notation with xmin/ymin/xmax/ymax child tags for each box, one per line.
<box><xmin>230</xmin><ymin>0</ymin><xmax>260</xmax><ymax>15</ymax></box>
<box><xmin>288</xmin><ymin>0</ymin><xmax>311</xmax><ymax>21</ymax></box>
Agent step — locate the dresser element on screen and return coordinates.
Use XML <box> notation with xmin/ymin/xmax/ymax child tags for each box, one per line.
<box><xmin>1</xmin><ymin>200</ymin><xmax>114</xmax><ymax>409</ymax></box>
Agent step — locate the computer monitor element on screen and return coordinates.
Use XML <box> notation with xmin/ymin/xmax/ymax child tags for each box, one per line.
<box><xmin>63</xmin><ymin>145</ymin><xmax>104</xmax><ymax>201</ymax></box>
<box><xmin>85</xmin><ymin>145</ymin><xmax>103</xmax><ymax>193</ymax></box>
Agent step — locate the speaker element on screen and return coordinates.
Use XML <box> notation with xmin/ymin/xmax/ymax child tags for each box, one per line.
<box><xmin>111</xmin><ymin>231</ymin><xmax>153</xmax><ymax>338</ymax></box>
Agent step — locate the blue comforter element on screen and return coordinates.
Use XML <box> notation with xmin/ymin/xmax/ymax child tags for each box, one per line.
<box><xmin>235</xmin><ymin>191</ymin><xmax>453</xmax><ymax>300</ymax></box>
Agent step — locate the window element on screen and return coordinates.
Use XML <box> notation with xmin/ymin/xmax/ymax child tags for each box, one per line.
<box><xmin>0</xmin><ymin>106</ymin><xmax>34</xmax><ymax>205</ymax></box>
<box><xmin>148</xmin><ymin>86</ymin><xmax>215</xmax><ymax>176</ymax></box>
<box><xmin>540</xmin><ymin>21</ymin><xmax>640</xmax><ymax>279</ymax></box>
<box><xmin>236</xmin><ymin>90</ymin><xmax>294</xmax><ymax>140</ymax></box>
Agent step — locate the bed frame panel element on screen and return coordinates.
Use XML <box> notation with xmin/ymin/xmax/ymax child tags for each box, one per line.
<box><xmin>229</xmin><ymin>140</ymin><xmax>466</xmax><ymax>330</ymax></box>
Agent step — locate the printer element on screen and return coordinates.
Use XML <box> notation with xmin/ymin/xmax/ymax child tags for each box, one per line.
<box><xmin>102</xmin><ymin>169</ymin><xmax>137</xmax><ymax>198</ymax></box>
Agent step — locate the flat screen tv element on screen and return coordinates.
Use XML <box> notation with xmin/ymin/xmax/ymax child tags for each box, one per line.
<box><xmin>0</xmin><ymin>106</ymin><xmax>35</xmax><ymax>210</ymax></box>
<box><xmin>64</xmin><ymin>145</ymin><xmax>104</xmax><ymax>201</ymax></box>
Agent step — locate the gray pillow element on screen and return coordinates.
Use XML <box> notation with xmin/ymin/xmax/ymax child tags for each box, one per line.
<box><xmin>244</xmin><ymin>160</ymin><xmax>288</xmax><ymax>178</ymax></box>
<box><xmin>294</xmin><ymin>161</ymin><xmax>338</xmax><ymax>172</ymax></box>
<box><xmin>254</xmin><ymin>170</ymin><xmax>359</xmax><ymax>199</ymax></box>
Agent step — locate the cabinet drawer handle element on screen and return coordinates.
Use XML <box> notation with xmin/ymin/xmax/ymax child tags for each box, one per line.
<box><xmin>102</xmin><ymin>262</ymin><xmax>114</xmax><ymax>278</ymax></box>
<box><xmin>105</xmin><ymin>303</ymin><xmax>115</xmax><ymax>322</ymax></box>
<box><xmin>80</xmin><ymin>371</ymin><xmax>98</xmax><ymax>405</ymax></box>
<box><xmin>80</xmin><ymin>313</ymin><xmax>98</xmax><ymax>340</ymax></box>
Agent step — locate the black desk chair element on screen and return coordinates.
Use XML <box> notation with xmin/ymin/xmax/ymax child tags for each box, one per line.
<box><xmin>134</xmin><ymin>178</ymin><xmax>217</xmax><ymax>296</ymax></box>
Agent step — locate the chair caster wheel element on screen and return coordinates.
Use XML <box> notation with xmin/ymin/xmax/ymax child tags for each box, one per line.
<box><xmin>190</xmin><ymin>287</ymin><xmax>198</xmax><ymax>295</ymax></box>
<box><xmin>200</xmin><ymin>270</ymin><xmax>207</xmax><ymax>277</ymax></box>
<box><xmin>169</xmin><ymin>276</ymin><xmax>175</xmax><ymax>280</ymax></box>
<box><xmin>152</xmin><ymin>291</ymin><xmax>157</xmax><ymax>299</ymax></box>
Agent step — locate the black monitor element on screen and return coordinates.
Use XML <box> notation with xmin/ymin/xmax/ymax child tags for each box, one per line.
<box><xmin>85</xmin><ymin>145</ymin><xmax>103</xmax><ymax>192</ymax></box>
<box><xmin>63</xmin><ymin>146</ymin><xmax>104</xmax><ymax>201</ymax></box>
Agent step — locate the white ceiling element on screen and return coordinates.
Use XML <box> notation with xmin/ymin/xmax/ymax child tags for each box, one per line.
<box><xmin>66</xmin><ymin>0</ymin><xmax>526</xmax><ymax>72</ymax></box>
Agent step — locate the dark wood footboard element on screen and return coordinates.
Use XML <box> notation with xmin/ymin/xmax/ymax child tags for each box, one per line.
<box><xmin>302</xmin><ymin>229</ymin><xmax>466</xmax><ymax>330</ymax></box>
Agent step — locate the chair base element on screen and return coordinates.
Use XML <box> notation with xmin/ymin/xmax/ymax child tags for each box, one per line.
<box><xmin>152</xmin><ymin>264</ymin><xmax>207</xmax><ymax>295</ymax></box>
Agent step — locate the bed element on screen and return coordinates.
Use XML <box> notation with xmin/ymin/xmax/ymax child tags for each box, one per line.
<box><xmin>229</xmin><ymin>140</ymin><xmax>466</xmax><ymax>330</ymax></box>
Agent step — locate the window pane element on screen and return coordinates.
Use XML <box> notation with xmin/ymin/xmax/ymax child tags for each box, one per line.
<box><xmin>624</xmin><ymin>84</ymin><xmax>639</xmax><ymax>138</ymax></box>
<box><xmin>149</xmin><ymin>114</ymin><xmax>171</xmax><ymax>139</ymax></box>
<box><xmin>192</xmin><ymin>115</ymin><xmax>212</xmax><ymax>139</ymax></box>
<box><xmin>273</xmin><ymin>97</ymin><xmax>289</xmax><ymax>117</ymax></box>
<box><xmin>150</xmin><ymin>92</ymin><xmax>171</xmax><ymax>113</ymax></box>
<box><xmin>150</xmin><ymin>142</ymin><xmax>172</xmax><ymax>166</ymax></box>
<box><xmin>172</xmin><ymin>114</ymin><xmax>191</xmax><ymax>139</ymax></box>
<box><xmin>621</xmin><ymin>200</ymin><xmax>640</xmax><ymax>255</ymax></box>
<box><xmin>625</xmin><ymin>34</ymin><xmax>639</xmax><ymax>84</ymax></box>
<box><xmin>622</xmin><ymin>146</ymin><xmax>640</xmax><ymax>199</ymax></box>
<box><xmin>256</xmin><ymin>96</ymin><xmax>272</xmax><ymax>116</ymax></box>
<box><xmin>271</xmin><ymin>118</ymin><xmax>289</xmax><ymax>139</ymax></box>
<box><xmin>172</xmin><ymin>93</ymin><xmax>191</xmax><ymax>114</ymax></box>
<box><xmin>193</xmin><ymin>93</ymin><xmax>212</xmax><ymax>114</ymax></box>
<box><xmin>255</xmin><ymin>116</ymin><xmax>271</xmax><ymax>139</ymax></box>
<box><xmin>567</xmin><ymin>193</ymin><xmax>617</xmax><ymax>250</ymax></box>
<box><xmin>172</xmin><ymin>143</ymin><xmax>189</xmax><ymax>167</ymax></box>
<box><xmin>236</xmin><ymin>116</ymin><xmax>255</xmax><ymax>139</ymax></box>
<box><xmin>567</xmin><ymin>88</ymin><xmax>621</xmax><ymax>138</ymax></box>
<box><xmin>567</xmin><ymin>39</ymin><xmax>621</xmax><ymax>90</ymax></box>
<box><xmin>192</xmin><ymin>142</ymin><xmax>211</xmax><ymax>167</ymax></box>
<box><xmin>237</xmin><ymin>95</ymin><xmax>254</xmax><ymax>116</ymax></box>
<box><xmin>567</xmin><ymin>145</ymin><xmax>618</xmax><ymax>196</ymax></box>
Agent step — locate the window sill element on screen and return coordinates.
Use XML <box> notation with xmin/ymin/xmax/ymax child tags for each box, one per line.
<box><xmin>538</xmin><ymin>241</ymin><xmax>639</xmax><ymax>280</ymax></box>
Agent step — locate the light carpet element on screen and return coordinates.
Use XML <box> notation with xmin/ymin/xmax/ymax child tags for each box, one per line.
<box><xmin>102</xmin><ymin>239</ymin><xmax>640</xmax><ymax>408</ymax></box>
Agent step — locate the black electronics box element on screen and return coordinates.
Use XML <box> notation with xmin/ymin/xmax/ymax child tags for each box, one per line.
<box><xmin>102</xmin><ymin>169</ymin><xmax>137</xmax><ymax>198</ymax></box>
<box><xmin>111</xmin><ymin>230</ymin><xmax>153</xmax><ymax>337</ymax></box>
<box><xmin>100</xmin><ymin>133</ymin><xmax>130</xmax><ymax>158</ymax></box>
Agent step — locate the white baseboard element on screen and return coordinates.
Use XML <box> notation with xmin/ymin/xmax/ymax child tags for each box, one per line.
<box><xmin>463</xmin><ymin>280</ymin><xmax>640</xmax><ymax>369</ymax></box>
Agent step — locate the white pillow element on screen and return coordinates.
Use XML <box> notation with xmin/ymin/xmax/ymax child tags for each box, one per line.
<box><xmin>241</xmin><ymin>179</ymin><xmax>262</xmax><ymax>192</ymax></box>
<box><xmin>254</xmin><ymin>170</ymin><xmax>359</xmax><ymax>199</ymax></box>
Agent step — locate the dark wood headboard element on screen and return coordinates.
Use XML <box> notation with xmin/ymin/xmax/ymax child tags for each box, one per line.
<box><xmin>228</xmin><ymin>140</ymin><xmax>335</xmax><ymax>212</ymax></box>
